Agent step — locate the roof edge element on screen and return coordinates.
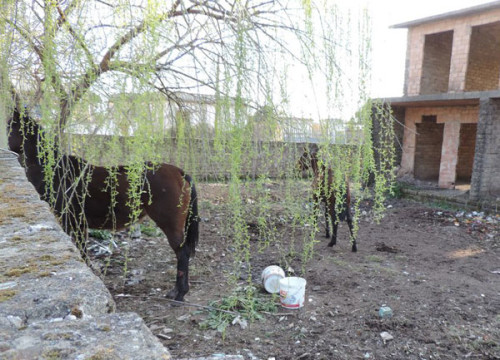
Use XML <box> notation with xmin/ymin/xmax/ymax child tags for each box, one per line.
<box><xmin>391</xmin><ymin>1</ymin><xmax>500</xmax><ymax>29</ymax></box>
<box><xmin>375</xmin><ymin>90</ymin><xmax>500</xmax><ymax>107</ymax></box>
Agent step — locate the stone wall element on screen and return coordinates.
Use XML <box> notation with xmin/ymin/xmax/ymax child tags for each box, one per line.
<box><xmin>0</xmin><ymin>151</ymin><xmax>172</xmax><ymax>359</ymax></box>
<box><xmin>65</xmin><ymin>135</ymin><xmax>357</xmax><ymax>181</ymax></box>
<box><xmin>470</xmin><ymin>98</ymin><xmax>500</xmax><ymax>200</ymax></box>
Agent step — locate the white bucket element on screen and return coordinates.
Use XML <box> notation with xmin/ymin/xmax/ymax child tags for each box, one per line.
<box><xmin>261</xmin><ymin>265</ymin><xmax>285</xmax><ymax>293</ymax></box>
<box><xmin>279</xmin><ymin>277</ymin><xmax>306</xmax><ymax>309</ymax></box>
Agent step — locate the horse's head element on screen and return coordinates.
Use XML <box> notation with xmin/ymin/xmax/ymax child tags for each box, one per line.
<box><xmin>297</xmin><ymin>144</ymin><xmax>319</xmax><ymax>172</ymax></box>
<box><xmin>7</xmin><ymin>107</ymin><xmax>41</xmax><ymax>158</ymax></box>
<box><xmin>7</xmin><ymin>108</ymin><xmax>24</xmax><ymax>154</ymax></box>
<box><xmin>297</xmin><ymin>148</ymin><xmax>310</xmax><ymax>171</ymax></box>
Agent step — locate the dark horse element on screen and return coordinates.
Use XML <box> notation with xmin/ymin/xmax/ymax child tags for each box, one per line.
<box><xmin>8</xmin><ymin>108</ymin><xmax>199</xmax><ymax>301</ymax></box>
<box><xmin>298</xmin><ymin>146</ymin><xmax>357</xmax><ymax>252</ymax></box>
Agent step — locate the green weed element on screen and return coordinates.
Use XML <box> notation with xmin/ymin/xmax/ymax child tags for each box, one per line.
<box><xmin>88</xmin><ymin>229</ymin><xmax>112</xmax><ymax>240</ymax></box>
<box><xmin>140</xmin><ymin>220</ymin><xmax>162</xmax><ymax>237</ymax></box>
<box><xmin>200</xmin><ymin>285</ymin><xmax>277</xmax><ymax>339</ymax></box>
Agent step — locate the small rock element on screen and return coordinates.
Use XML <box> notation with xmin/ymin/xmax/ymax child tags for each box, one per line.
<box><xmin>176</xmin><ymin>314</ymin><xmax>191</xmax><ymax>321</ymax></box>
<box><xmin>6</xmin><ymin>315</ymin><xmax>24</xmax><ymax>329</ymax></box>
<box><xmin>0</xmin><ymin>281</ymin><xmax>17</xmax><ymax>290</ymax></box>
<box><xmin>28</xmin><ymin>223</ymin><xmax>55</xmax><ymax>232</ymax></box>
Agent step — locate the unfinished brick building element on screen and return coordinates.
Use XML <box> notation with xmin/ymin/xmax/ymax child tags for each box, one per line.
<box><xmin>386</xmin><ymin>1</ymin><xmax>500</xmax><ymax>201</ymax></box>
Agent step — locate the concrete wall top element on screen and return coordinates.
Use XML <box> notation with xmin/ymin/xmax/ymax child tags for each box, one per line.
<box><xmin>0</xmin><ymin>151</ymin><xmax>172</xmax><ymax>359</ymax></box>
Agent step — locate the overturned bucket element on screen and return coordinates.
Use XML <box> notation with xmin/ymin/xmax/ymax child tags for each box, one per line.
<box><xmin>279</xmin><ymin>277</ymin><xmax>307</xmax><ymax>309</ymax></box>
<box><xmin>261</xmin><ymin>265</ymin><xmax>285</xmax><ymax>293</ymax></box>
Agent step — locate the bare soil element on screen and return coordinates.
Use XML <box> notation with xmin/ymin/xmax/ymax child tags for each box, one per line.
<box><xmin>89</xmin><ymin>181</ymin><xmax>500</xmax><ymax>360</ymax></box>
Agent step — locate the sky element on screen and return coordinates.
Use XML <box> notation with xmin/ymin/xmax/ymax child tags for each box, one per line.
<box><xmin>369</xmin><ymin>0</ymin><xmax>493</xmax><ymax>98</ymax></box>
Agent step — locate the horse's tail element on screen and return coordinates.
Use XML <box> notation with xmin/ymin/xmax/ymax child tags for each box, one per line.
<box><xmin>184</xmin><ymin>174</ymin><xmax>199</xmax><ymax>257</ymax></box>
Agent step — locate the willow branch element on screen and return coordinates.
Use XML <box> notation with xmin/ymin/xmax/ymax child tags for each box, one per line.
<box><xmin>56</xmin><ymin>5</ymin><xmax>96</xmax><ymax>71</ymax></box>
<box><xmin>5</xmin><ymin>17</ymin><xmax>67</xmax><ymax>102</ymax></box>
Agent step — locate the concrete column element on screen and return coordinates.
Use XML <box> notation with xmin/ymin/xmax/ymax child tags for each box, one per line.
<box><xmin>406</xmin><ymin>33</ymin><xmax>425</xmax><ymax>96</ymax></box>
<box><xmin>399</xmin><ymin>117</ymin><xmax>416</xmax><ymax>176</ymax></box>
<box><xmin>438</xmin><ymin>122</ymin><xmax>460</xmax><ymax>188</ymax></box>
<box><xmin>448</xmin><ymin>24</ymin><xmax>472</xmax><ymax>93</ymax></box>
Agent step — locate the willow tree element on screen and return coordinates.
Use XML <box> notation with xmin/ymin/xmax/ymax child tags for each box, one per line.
<box><xmin>1</xmin><ymin>0</ymin><xmax>395</xmax><ymax>290</ymax></box>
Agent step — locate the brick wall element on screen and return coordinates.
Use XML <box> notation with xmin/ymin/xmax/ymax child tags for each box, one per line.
<box><xmin>465</xmin><ymin>22</ymin><xmax>500</xmax><ymax>91</ymax></box>
<box><xmin>420</xmin><ymin>31</ymin><xmax>453</xmax><ymax>94</ymax></box>
<box><xmin>404</xmin><ymin>8</ymin><xmax>500</xmax><ymax>95</ymax></box>
<box><xmin>414</xmin><ymin>123</ymin><xmax>444</xmax><ymax>180</ymax></box>
<box><xmin>399</xmin><ymin>106</ymin><xmax>478</xmax><ymax>176</ymax></box>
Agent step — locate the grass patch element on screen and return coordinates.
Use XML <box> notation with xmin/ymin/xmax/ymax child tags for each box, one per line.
<box><xmin>0</xmin><ymin>289</ymin><xmax>17</xmax><ymax>302</ymax></box>
<box><xmin>371</xmin><ymin>263</ymin><xmax>399</xmax><ymax>275</ymax></box>
<box><xmin>5</xmin><ymin>264</ymin><xmax>38</xmax><ymax>277</ymax></box>
<box><xmin>427</xmin><ymin>200</ymin><xmax>463</xmax><ymax>212</ymax></box>
<box><xmin>388</xmin><ymin>181</ymin><xmax>406</xmax><ymax>199</ymax></box>
<box><xmin>41</xmin><ymin>349</ymin><xmax>64</xmax><ymax>360</ymax></box>
<box><xmin>330</xmin><ymin>257</ymin><xmax>348</xmax><ymax>267</ymax></box>
<box><xmin>0</xmin><ymin>207</ymin><xmax>27</xmax><ymax>223</ymax></box>
<box><xmin>365</xmin><ymin>254</ymin><xmax>384</xmax><ymax>263</ymax></box>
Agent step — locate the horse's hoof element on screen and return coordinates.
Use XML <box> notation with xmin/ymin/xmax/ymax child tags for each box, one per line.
<box><xmin>352</xmin><ymin>244</ymin><xmax>358</xmax><ymax>252</ymax></box>
<box><xmin>327</xmin><ymin>241</ymin><xmax>336</xmax><ymax>247</ymax></box>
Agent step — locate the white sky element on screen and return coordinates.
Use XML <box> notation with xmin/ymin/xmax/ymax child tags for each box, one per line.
<box><xmin>369</xmin><ymin>0</ymin><xmax>493</xmax><ymax>98</ymax></box>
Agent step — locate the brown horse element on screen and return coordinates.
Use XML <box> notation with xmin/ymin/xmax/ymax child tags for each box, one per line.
<box><xmin>8</xmin><ymin>107</ymin><xmax>199</xmax><ymax>301</ymax></box>
<box><xmin>298</xmin><ymin>145</ymin><xmax>357</xmax><ymax>252</ymax></box>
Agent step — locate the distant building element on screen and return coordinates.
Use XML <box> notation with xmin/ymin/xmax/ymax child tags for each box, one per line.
<box><xmin>383</xmin><ymin>1</ymin><xmax>500</xmax><ymax>201</ymax></box>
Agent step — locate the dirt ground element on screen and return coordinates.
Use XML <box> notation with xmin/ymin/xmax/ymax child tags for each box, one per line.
<box><xmin>89</xmin><ymin>181</ymin><xmax>500</xmax><ymax>360</ymax></box>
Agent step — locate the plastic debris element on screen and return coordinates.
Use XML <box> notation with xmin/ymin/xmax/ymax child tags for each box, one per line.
<box><xmin>378</xmin><ymin>306</ymin><xmax>393</xmax><ymax>318</ymax></box>
<box><xmin>380</xmin><ymin>331</ymin><xmax>394</xmax><ymax>344</ymax></box>
<box><xmin>232</xmin><ymin>315</ymin><xmax>248</xmax><ymax>329</ymax></box>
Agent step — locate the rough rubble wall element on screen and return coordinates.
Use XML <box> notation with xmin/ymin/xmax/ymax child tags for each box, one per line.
<box><xmin>471</xmin><ymin>98</ymin><xmax>500</xmax><ymax>200</ymax></box>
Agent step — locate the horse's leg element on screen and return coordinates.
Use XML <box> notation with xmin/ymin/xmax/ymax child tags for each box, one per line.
<box><xmin>346</xmin><ymin>210</ymin><xmax>357</xmax><ymax>252</ymax></box>
<box><xmin>325</xmin><ymin>196</ymin><xmax>339</xmax><ymax>247</ymax></box>
<box><xmin>312</xmin><ymin>192</ymin><xmax>321</xmax><ymax>232</ymax></box>
<box><xmin>328</xmin><ymin>222</ymin><xmax>338</xmax><ymax>247</ymax></box>
<box><xmin>324</xmin><ymin>202</ymin><xmax>331</xmax><ymax>238</ymax></box>
<box><xmin>327</xmin><ymin>203</ymin><xmax>338</xmax><ymax>247</ymax></box>
<box><xmin>166</xmin><ymin>242</ymin><xmax>190</xmax><ymax>302</ymax></box>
